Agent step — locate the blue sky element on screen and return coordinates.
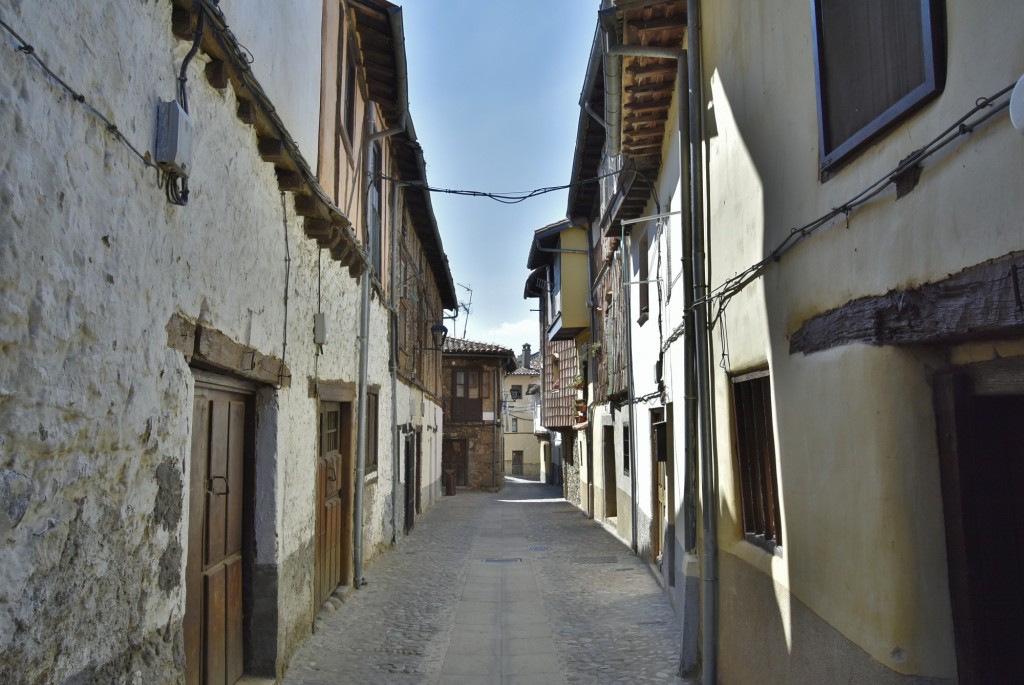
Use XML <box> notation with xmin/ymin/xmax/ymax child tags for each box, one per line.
<box><xmin>400</xmin><ymin>1</ymin><xmax>598</xmax><ymax>354</ymax></box>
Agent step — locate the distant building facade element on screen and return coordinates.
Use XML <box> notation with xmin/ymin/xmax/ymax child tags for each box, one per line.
<box><xmin>502</xmin><ymin>344</ymin><xmax>542</xmax><ymax>478</ymax></box>
<box><xmin>441</xmin><ymin>338</ymin><xmax>517</xmax><ymax>491</ymax></box>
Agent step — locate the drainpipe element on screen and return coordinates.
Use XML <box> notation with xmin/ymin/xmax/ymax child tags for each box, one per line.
<box><xmin>353</xmin><ymin>243</ymin><xmax>371</xmax><ymax>586</ymax></box>
<box><xmin>355</xmin><ymin>8</ymin><xmax>409</xmax><ymax>588</ymax></box>
<box><xmin>684</xmin><ymin>3</ymin><xmax>717</xmax><ymax>683</ymax></box>
<box><xmin>601</xmin><ymin>8</ymin><xmax>622</xmax><ymax>158</ymax></box>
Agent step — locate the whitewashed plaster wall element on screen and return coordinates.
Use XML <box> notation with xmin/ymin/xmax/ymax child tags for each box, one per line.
<box><xmin>0</xmin><ymin>0</ymin><xmax>376</xmax><ymax>681</ymax></box>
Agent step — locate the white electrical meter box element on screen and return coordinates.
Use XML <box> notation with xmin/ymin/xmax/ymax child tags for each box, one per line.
<box><xmin>155</xmin><ymin>100</ymin><xmax>193</xmax><ymax>177</ymax></box>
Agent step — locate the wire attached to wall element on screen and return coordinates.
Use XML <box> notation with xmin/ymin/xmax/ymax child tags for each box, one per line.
<box><xmin>660</xmin><ymin>79</ymin><xmax>1017</xmax><ymax>356</ymax></box>
<box><xmin>699</xmin><ymin>81</ymin><xmax>1017</xmax><ymax>318</ymax></box>
<box><xmin>0</xmin><ymin>17</ymin><xmax>156</xmax><ymax>172</ymax></box>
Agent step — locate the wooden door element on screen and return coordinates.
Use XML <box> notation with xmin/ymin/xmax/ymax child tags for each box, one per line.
<box><xmin>404</xmin><ymin>433</ymin><xmax>416</xmax><ymax>534</ymax></box>
<box><xmin>415</xmin><ymin>432</ymin><xmax>422</xmax><ymax>515</ymax></box>
<box><xmin>443</xmin><ymin>439</ymin><xmax>468</xmax><ymax>486</ymax></box>
<box><xmin>935</xmin><ymin>368</ymin><xmax>1024</xmax><ymax>685</ymax></box>
<box><xmin>652</xmin><ymin>413</ymin><xmax>667</xmax><ymax>561</ymax></box>
<box><xmin>186</xmin><ymin>384</ymin><xmax>249</xmax><ymax>685</ymax></box>
<box><xmin>315</xmin><ymin>401</ymin><xmax>351</xmax><ymax>609</ymax></box>
<box><xmin>512</xmin><ymin>451</ymin><xmax>524</xmax><ymax>475</ymax></box>
<box><xmin>603</xmin><ymin>426</ymin><xmax>617</xmax><ymax>518</ymax></box>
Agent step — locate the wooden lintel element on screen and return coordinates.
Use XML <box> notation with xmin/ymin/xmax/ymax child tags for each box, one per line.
<box><xmin>236</xmin><ymin>100</ymin><xmax>257</xmax><ymax>125</ymax></box>
<box><xmin>166</xmin><ymin>312</ymin><xmax>197</xmax><ymax>362</ymax></box>
<box><xmin>790</xmin><ymin>252</ymin><xmax>1024</xmax><ymax>355</ymax></box>
<box><xmin>258</xmin><ymin>137</ymin><xmax>287</xmax><ymax>163</ymax></box>
<box><xmin>294</xmin><ymin>194</ymin><xmax>320</xmax><ymax>218</ymax></box>
<box><xmin>204</xmin><ymin>60</ymin><xmax>229</xmax><ymax>90</ymax></box>
<box><xmin>171</xmin><ymin>5</ymin><xmax>194</xmax><ymax>39</ymax></box>
<box><xmin>193</xmin><ymin>324</ymin><xmax>291</xmax><ymax>388</ymax></box>
<box><xmin>275</xmin><ymin>169</ymin><xmax>305</xmax><ymax>193</ymax></box>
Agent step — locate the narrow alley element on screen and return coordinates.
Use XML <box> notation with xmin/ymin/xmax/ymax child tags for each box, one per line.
<box><xmin>281</xmin><ymin>478</ymin><xmax>684</xmax><ymax>685</ymax></box>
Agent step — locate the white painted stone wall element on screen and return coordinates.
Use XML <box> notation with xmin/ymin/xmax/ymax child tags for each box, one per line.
<box><xmin>0</xmin><ymin>0</ymin><xmax>394</xmax><ymax>681</ymax></box>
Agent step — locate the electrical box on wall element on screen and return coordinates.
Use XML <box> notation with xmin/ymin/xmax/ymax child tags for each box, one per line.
<box><xmin>155</xmin><ymin>100</ymin><xmax>193</xmax><ymax>177</ymax></box>
<box><xmin>313</xmin><ymin>313</ymin><xmax>327</xmax><ymax>345</ymax></box>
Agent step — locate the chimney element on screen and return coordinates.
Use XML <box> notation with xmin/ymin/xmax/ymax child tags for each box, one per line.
<box><xmin>522</xmin><ymin>343</ymin><xmax>531</xmax><ymax>368</ymax></box>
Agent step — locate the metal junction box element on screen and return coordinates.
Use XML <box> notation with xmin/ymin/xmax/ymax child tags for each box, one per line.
<box><xmin>155</xmin><ymin>100</ymin><xmax>193</xmax><ymax>178</ymax></box>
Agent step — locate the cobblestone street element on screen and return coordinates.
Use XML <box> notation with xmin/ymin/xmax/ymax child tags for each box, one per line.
<box><xmin>281</xmin><ymin>478</ymin><xmax>684</xmax><ymax>684</ymax></box>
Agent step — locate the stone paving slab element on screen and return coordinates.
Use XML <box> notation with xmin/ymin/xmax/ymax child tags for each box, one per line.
<box><xmin>280</xmin><ymin>478</ymin><xmax>685</xmax><ymax>684</ymax></box>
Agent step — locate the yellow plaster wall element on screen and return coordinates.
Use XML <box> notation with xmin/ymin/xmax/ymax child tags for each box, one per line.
<box><xmin>559</xmin><ymin>225</ymin><xmax>590</xmax><ymax>331</ymax></box>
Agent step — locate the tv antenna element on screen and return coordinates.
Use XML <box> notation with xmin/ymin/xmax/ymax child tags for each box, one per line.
<box><xmin>456</xmin><ymin>283</ymin><xmax>473</xmax><ymax>338</ymax></box>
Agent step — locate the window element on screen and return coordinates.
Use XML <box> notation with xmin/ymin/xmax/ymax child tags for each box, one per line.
<box><xmin>452</xmin><ymin>368</ymin><xmax>482</xmax><ymax>421</ymax></box>
<box><xmin>811</xmin><ymin>0</ymin><xmax>945</xmax><ymax>176</ymax></box>
<box><xmin>510</xmin><ymin>385</ymin><xmax>522</xmax><ymax>400</ymax></box>
<box><xmin>638</xmin><ymin>230</ymin><xmax>649</xmax><ymax>324</ymax></box>
<box><xmin>731</xmin><ymin>370</ymin><xmax>781</xmax><ymax>553</ymax></box>
<box><xmin>321</xmin><ymin>403</ymin><xmax>341</xmax><ymax>455</ymax></box>
<box><xmin>365</xmin><ymin>391</ymin><xmax>379</xmax><ymax>472</ymax></box>
<box><xmin>510</xmin><ymin>418</ymin><xmax>519</xmax><ymax>433</ymax></box>
<box><xmin>366</xmin><ymin>139</ymin><xmax>383</xmax><ymax>274</ymax></box>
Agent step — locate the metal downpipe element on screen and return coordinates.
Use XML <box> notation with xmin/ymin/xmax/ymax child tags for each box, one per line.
<box><xmin>676</xmin><ymin>49</ymin><xmax>701</xmax><ymax>678</ymax></box>
<box><xmin>685</xmin><ymin>2</ymin><xmax>717</xmax><ymax>683</ymax></box>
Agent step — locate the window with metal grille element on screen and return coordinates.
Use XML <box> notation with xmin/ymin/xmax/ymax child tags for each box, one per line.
<box><xmin>811</xmin><ymin>0</ymin><xmax>945</xmax><ymax>176</ymax></box>
<box><xmin>731</xmin><ymin>370</ymin><xmax>782</xmax><ymax>553</ymax></box>
<box><xmin>510</xmin><ymin>385</ymin><xmax>522</xmax><ymax>400</ymax></box>
<box><xmin>322</xmin><ymin>404</ymin><xmax>341</xmax><ymax>454</ymax></box>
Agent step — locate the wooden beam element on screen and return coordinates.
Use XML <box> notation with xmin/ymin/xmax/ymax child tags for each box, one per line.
<box><xmin>171</xmin><ymin>5</ymin><xmax>194</xmax><ymax>40</ymax></box>
<box><xmin>790</xmin><ymin>251</ymin><xmax>1024</xmax><ymax>354</ymax></box>
<box><xmin>627</xmin><ymin>63</ymin><xmax>678</xmax><ymax>79</ymax></box>
<box><xmin>294</xmin><ymin>195</ymin><xmax>320</xmax><ymax>218</ymax></box>
<box><xmin>330</xmin><ymin>240</ymin><xmax>352</xmax><ymax>263</ymax></box>
<box><xmin>236</xmin><ymin>100</ymin><xmax>257</xmax><ymax>125</ymax></box>
<box><xmin>303</xmin><ymin>218</ymin><xmax>333</xmax><ymax>241</ymax></box>
<box><xmin>625</xmin><ymin>82</ymin><xmax>672</xmax><ymax>96</ymax></box>
<box><xmin>258</xmin><ymin>137</ymin><xmax>287</xmax><ymax>163</ymax></box>
<box><xmin>204</xmin><ymin>60</ymin><xmax>229</xmax><ymax>90</ymax></box>
<box><xmin>628</xmin><ymin>102</ymin><xmax>671</xmax><ymax>114</ymax></box>
<box><xmin>275</xmin><ymin>169</ymin><xmax>305</xmax><ymax>193</ymax></box>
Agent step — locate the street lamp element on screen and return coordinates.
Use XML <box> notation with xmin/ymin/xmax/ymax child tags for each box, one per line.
<box><xmin>428</xmin><ymin>321</ymin><xmax>448</xmax><ymax>351</ymax></box>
